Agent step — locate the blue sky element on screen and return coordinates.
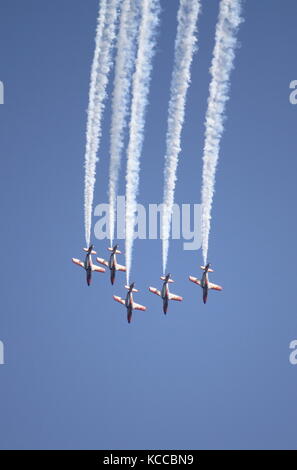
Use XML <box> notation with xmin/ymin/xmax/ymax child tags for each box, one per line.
<box><xmin>0</xmin><ymin>0</ymin><xmax>297</xmax><ymax>450</ymax></box>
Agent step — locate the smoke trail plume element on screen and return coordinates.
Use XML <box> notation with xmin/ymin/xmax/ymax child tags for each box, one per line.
<box><xmin>201</xmin><ymin>0</ymin><xmax>242</xmax><ymax>264</ymax></box>
<box><xmin>162</xmin><ymin>0</ymin><xmax>201</xmax><ymax>274</ymax></box>
<box><xmin>84</xmin><ymin>0</ymin><xmax>120</xmax><ymax>247</ymax></box>
<box><xmin>125</xmin><ymin>0</ymin><xmax>160</xmax><ymax>283</ymax></box>
<box><xmin>108</xmin><ymin>0</ymin><xmax>139</xmax><ymax>247</ymax></box>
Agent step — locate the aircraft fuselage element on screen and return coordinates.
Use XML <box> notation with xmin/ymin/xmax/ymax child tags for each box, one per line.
<box><xmin>201</xmin><ymin>271</ymin><xmax>209</xmax><ymax>303</ymax></box>
<box><xmin>125</xmin><ymin>291</ymin><xmax>133</xmax><ymax>323</ymax></box>
<box><xmin>161</xmin><ymin>281</ymin><xmax>170</xmax><ymax>313</ymax></box>
<box><xmin>109</xmin><ymin>252</ymin><xmax>116</xmax><ymax>285</ymax></box>
<box><xmin>84</xmin><ymin>253</ymin><xmax>92</xmax><ymax>285</ymax></box>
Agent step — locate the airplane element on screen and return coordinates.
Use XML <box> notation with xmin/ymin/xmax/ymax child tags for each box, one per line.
<box><xmin>72</xmin><ymin>245</ymin><xmax>105</xmax><ymax>285</ymax></box>
<box><xmin>189</xmin><ymin>263</ymin><xmax>222</xmax><ymax>303</ymax></box>
<box><xmin>149</xmin><ymin>273</ymin><xmax>183</xmax><ymax>314</ymax></box>
<box><xmin>113</xmin><ymin>283</ymin><xmax>147</xmax><ymax>323</ymax></box>
<box><xmin>96</xmin><ymin>244</ymin><xmax>126</xmax><ymax>285</ymax></box>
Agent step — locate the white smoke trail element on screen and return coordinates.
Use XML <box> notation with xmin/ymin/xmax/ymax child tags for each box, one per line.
<box><xmin>108</xmin><ymin>0</ymin><xmax>139</xmax><ymax>247</ymax></box>
<box><xmin>125</xmin><ymin>0</ymin><xmax>160</xmax><ymax>283</ymax></box>
<box><xmin>201</xmin><ymin>0</ymin><xmax>242</xmax><ymax>264</ymax></box>
<box><xmin>162</xmin><ymin>0</ymin><xmax>201</xmax><ymax>275</ymax></box>
<box><xmin>84</xmin><ymin>0</ymin><xmax>120</xmax><ymax>247</ymax></box>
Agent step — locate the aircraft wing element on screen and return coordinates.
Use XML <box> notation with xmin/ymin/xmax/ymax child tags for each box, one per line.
<box><xmin>96</xmin><ymin>257</ymin><xmax>109</xmax><ymax>267</ymax></box>
<box><xmin>189</xmin><ymin>276</ymin><xmax>201</xmax><ymax>286</ymax></box>
<box><xmin>72</xmin><ymin>258</ymin><xmax>84</xmax><ymax>268</ymax></box>
<box><xmin>113</xmin><ymin>295</ymin><xmax>125</xmax><ymax>306</ymax></box>
<box><xmin>116</xmin><ymin>263</ymin><xmax>126</xmax><ymax>272</ymax></box>
<box><xmin>209</xmin><ymin>282</ymin><xmax>223</xmax><ymax>291</ymax></box>
<box><xmin>169</xmin><ymin>293</ymin><xmax>183</xmax><ymax>301</ymax></box>
<box><xmin>149</xmin><ymin>287</ymin><xmax>161</xmax><ymax>297</ymax></box>
<box><xmin>133</xmin><ymin>302</ymin><xmax>147</xmax><ymax>311</ymax></box>
<box><xmin>92</xmin><ymin>264</ymin><xmax>105</xmax><ymax>273</ymax></box>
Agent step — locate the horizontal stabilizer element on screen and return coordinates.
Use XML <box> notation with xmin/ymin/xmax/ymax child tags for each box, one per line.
<box><xmin>84</xmin><ymin>247</ymin><xmax>97</xmax><ymax>255</ymax></box>
<box><xmin>125</xmin><ymin>285</ymin><xmax>139</xmax><ymax>292</ymax></box>
<box><xmin>160</xmin><ymin>276</ymin><xmax>174</xmax><ymax>283</ymax></box>
<box><xmin>108</xmin><ymin>247</ymin><xmax>121</xmax><ymax>254</ymax></box>
<box><xmin>200</xmin><ymin>265</ymin><xmax>214</xmax><ymax>272</ymax></box>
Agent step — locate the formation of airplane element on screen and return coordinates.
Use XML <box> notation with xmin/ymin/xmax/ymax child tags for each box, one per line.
<box><xmin>72</xmin><ymin>245</ymin><xmax>105</xmax><ymax>286</ymax></box>
<box><xmin>149</xmin><ymin>273</ymin><xmax>183</xmax><ymax>314</ymax></box>
<box><xmin>189</xmin><ymin>263</ymin><xmax>223</xmax><ymax>304</ymax></box>
<box><xmin>96</xmin><ymin>244</ymin><xmax>126</xmax><ymax>285</ymax></box>
<box><xmin>113</xmin><ymin>283</ymin><xmax>147</xmax><ymax>323</ymax></box>
<box><xmin>72</xmin><ymin>244</ymin><xmax>223</xmax><ymax>322</ymax></box>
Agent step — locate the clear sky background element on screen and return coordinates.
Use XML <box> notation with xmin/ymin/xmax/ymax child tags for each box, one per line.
<box><xmin>0</xmin><ymin>0</ymin><xmax>297</xmax><ymax>450</ymax></box>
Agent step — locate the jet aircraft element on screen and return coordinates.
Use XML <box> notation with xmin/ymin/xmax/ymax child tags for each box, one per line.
<box><xmin>96</xmin><ymin>244</ymin><xmax>126</xmax><ymax>285</ymax></box>
<box><xmin>113</xmin><ymin>283</ymin><xmax>147</xmax><ymax>323</ymax></box>
<box><xmin>72</xmin><ymin>245</ymin><xmax>105</xmax><ymax>285</ymax></box>
<box><xmin>149</xmin><ymin>273</ymin><xmax>183</xmax><ymax>314</ymax></box>
<box><xmin>189</xmin><ymin>263</ymin><xmax>222</xmax><ymax>303</ymax></box>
